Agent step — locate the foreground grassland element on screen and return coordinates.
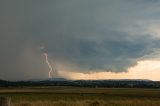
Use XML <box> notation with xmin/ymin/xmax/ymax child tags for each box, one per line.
<box><xmin>1</xmin><ymin>87</ymin><xmax>160</xmax><ymax>106</ymax></box>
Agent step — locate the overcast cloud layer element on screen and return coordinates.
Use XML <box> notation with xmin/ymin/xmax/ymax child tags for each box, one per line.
<box><xmin>1</xmin><ymin>0</ymin><xmax>160</xmax><ymax>80</ymax></box>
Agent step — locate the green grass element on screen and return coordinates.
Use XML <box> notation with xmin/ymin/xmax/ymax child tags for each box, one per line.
<box><xmin>1</xmin><ymin>87</ymin><xmax>160</xmax><ymax>105</ymax></box>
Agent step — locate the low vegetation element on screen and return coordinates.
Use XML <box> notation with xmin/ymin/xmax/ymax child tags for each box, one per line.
<box><xmin>1</xmin><ymin>87</ymin><xmax>160</xmax><ymax>106</ymax></box>
<box><xmin>12</xmin><ymin>100</ymin><xmax>160</xmax><ymax>106</ymax></box>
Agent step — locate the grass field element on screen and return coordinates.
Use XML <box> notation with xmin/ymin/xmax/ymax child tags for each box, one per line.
<box><xmin>1</xmin><ymin>86</ymin><xmax>160</xmax><ymax>106</ymax></box>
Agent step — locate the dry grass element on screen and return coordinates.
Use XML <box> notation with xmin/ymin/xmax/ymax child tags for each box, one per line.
<box><xmin>1</xmin><ymin>87</ymin><xmax>160</xmax><ymax>106</ymax></box>
<box><xmin>12</xmin><ymin>100</ymin><xmax>160</xmax><ymax>106</ymax></box>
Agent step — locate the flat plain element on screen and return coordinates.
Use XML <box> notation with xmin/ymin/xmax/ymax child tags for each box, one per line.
<box><xmin>1</xmin><ymin>86</ymin><xmax>160</xmax><ymax>106</ymax></box>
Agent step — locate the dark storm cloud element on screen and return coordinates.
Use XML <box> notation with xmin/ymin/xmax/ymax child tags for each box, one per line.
<box><xmin>0</xmin><ymin>0</ymin><xmax>160</xmax><ymax>80</ymax></box>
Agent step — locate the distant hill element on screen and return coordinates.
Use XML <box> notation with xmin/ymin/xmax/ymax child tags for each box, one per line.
<box><xmin>28</xmin><ymin>77</ymin><xmax>68</xmax><ymax>81</ymax></box>
<box><xmin>0</xmin><ymin>79</ymin><xmax>8</xmax><ymax>83</ymax></box>
<box><xmin>0</xmin><ymin>78</ymin><xmax>159</xmax><ymax>88</ymax></box>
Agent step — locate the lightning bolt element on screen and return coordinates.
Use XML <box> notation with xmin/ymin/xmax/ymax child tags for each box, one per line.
<box><xmin>44</xmin><ymin>53</ymin><xmax>53</xmax><ymax>78</ymax></box>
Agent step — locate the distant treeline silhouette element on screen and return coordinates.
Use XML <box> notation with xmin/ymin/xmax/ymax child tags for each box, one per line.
<box><xmin>0</xmin><ymin>79</ymin><xmax>160</xmax><ymax>88</ymax></box>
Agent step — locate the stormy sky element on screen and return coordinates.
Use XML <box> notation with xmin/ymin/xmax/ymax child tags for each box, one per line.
<box><xmin>1</xmin><ymin>0</ymin><xmax>160</xmax><ymax>80</ymax></box>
